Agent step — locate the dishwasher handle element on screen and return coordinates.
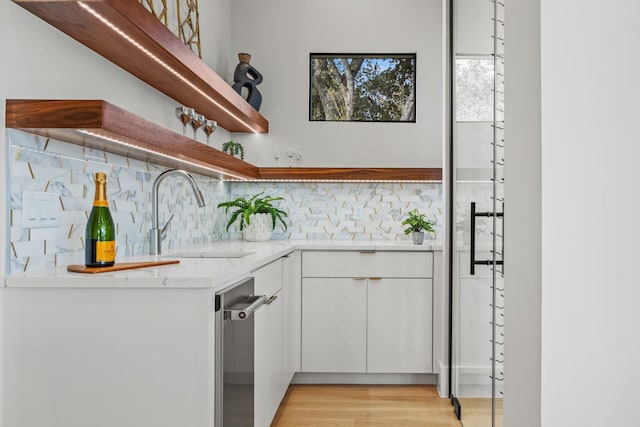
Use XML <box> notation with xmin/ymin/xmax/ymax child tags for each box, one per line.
<box><xmin>224</xmin><ymin>295</ymin><xmax>267</xmax><ymax>321</ymax></box>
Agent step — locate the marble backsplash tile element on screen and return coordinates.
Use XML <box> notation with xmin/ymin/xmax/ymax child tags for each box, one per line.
<box><xmin>6</xmin><ymin>130</ymin><xmax>446</xmax><ymax>273</ymax></box>
<box><xmin>7</xmin><ymin>130</ymin><xmax>226</xmax><ymax>273</ymax></box>
<box><xmin>225</xmin><ymin>182</ymin><xmax>443</xmax><ymax>242</ymax></box>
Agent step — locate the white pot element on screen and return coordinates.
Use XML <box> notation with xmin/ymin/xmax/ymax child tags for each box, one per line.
<box><xmin>242</xmin><ymin>213</ymin><xmax>273</xmax><ymax>241</ymax></box>
<box><xmin>411</xmin><ymin>231</ymin><xmax>425</xmax><ymax>245</ymax></box>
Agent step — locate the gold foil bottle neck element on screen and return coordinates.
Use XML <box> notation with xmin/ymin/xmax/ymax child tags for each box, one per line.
<box><xmin>93</xmin><ymin>172</ymin><xmax>108</xmax><ymax>206</ymax></box>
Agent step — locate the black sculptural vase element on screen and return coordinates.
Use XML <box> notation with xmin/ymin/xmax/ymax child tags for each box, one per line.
<box><xmin>232</xmin><ymin>53</ymin><xmax>263</xmax><ymax>111</ymax></box>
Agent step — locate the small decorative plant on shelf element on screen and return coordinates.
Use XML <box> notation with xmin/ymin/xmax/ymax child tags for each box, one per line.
<box><xmin>402</xmin><ymin>208</ymin><xmax>437</xmax><ymax>245</ymax></box>
<box><xmin>217</xmin><ymin>192</ymin><xmax>288</xmax><ymax>241</ymax></box>
<box><xmin>221</xmin><ymin>140</ymin><xmax>245</xmax><ymax>160</ymax></box>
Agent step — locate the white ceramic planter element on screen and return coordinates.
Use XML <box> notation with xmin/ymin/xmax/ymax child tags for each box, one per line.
<box><xmin>411</xmin><ymin>231</ymin><xmax>425</xmax><ymax>245</ymax></box>
<box><xmin>242</xmin><ymin>213</ymin><xmax>273</xmax><ymax>241</ymax></box>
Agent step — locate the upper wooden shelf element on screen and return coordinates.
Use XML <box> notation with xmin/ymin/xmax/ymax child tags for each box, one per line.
<box><xmin>11</xmin><ymin>0</ymin><xmax>269</xmax><ymax>133</ymax></box>
<box><xmin>6</xmin><ymin>99</ymin><xmax>260</xmax><ymax>181</ymax></box>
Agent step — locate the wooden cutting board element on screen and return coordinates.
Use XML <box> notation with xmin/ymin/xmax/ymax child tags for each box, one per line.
<box><xmin>67</xmin><ymin>260</ymin><xmax>180</xmax><ymax>274</ymax></box>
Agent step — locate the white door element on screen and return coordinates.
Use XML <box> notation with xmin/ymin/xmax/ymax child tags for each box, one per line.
<box><xmin>451</xmin><ymin>0</ymin><xmax>505</xmax><ymax>424</ymax></box>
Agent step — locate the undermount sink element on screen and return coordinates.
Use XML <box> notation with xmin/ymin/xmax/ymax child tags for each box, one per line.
<box><xmin>167</xmin><ymin>251</ymin><xmax>255</xmax><ymax>258</ymax></box>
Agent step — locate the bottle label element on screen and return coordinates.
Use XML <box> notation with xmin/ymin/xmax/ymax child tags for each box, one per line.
<box><xmin>93</xmin><ymin>200</ymin><xmax>109</xmax><ymax>208</ymax></box>
<box><xmin>95</xmin><ymin>241</ymin><xmax>115</xmax><ymax>262</ymax></box>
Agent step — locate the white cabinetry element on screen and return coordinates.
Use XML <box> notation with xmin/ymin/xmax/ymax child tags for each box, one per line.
<box><xmin>301</xmin><ymin>251</ymin><xmax>433</xmax><ymax>374</ymax></box>
<box><xmin>2</xmin><ymin>254</ymin><xmax>296</xmax><ymax>427</ymax></box>
<box><xmin>302</xmin><ymin>277</ymin><xmax>368</xmax><ymax>372</ymax></box>
<box><xmin>253</xmin><ymin>257</ymin><xmax>291</xmax><ymax>427</ymax></box>
<box><xmin>367</xmin><ymin>277</ymin><xmax>433</xmax><ymax>373</ymax></box>
<box><xmin>282</xmin><ymin>253</ymin><xmax>297</xmax><ymax>384</ymax></box>
<box><xmin>3</xmin><ymin>288</ymin><xmax>215</xmax><ymax>427</ymax></box>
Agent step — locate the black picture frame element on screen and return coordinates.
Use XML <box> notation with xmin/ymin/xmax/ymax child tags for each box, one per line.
<box><xmin>309</xmin><ymin>53</ymin><xmax>417</xmax><ymax>123</ymax></box>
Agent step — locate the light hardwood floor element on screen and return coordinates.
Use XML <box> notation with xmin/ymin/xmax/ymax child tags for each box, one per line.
<box><xmin>271</xmin><ymin>384</ymin><xmax>462</xmax><ymax>427</ymax></box>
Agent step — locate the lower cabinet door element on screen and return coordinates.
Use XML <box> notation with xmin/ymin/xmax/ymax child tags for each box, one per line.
<box><xmin>301</xmin><ymin>278</ymin><xmax>367</xmax><ymax>372</ymax></box>
<box><xmin>254</xmin><ymin>289</ymin><xmax>283</xmax><ymax>427</ymax></box>
<box><xmin>367</xmin><ymin>278</ymin><xmax>433</xmax><ymax>373</ymax></box>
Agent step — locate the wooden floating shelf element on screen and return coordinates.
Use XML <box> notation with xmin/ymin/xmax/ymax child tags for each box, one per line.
<box><xmin>11</xmin><ymin>0</ymin><xmax>268</xmax><ymax>133</ymax></box>
<box><xmin>6</xmin><ymin>99</ymin><xmax>260</xmax><ymax>181</ymax></box>
<box><xmin>257</xmin><ymin>167</ymin><xmax>442</xmax><ymax>182</ymax></box>
<box><xmin>6</xmin><ymin>99</ymin><xmax>441</xmax><ymax>182</ymax></box>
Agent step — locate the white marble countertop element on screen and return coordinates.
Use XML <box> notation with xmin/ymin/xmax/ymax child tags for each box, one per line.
<box><xmin>4</xmin><ymin>240</ymin><xmax>441</xmax><ymax>290</ymax></box>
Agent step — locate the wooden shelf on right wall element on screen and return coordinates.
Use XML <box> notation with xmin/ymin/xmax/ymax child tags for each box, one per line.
<box><xmin>258</xmin><ymin>167</ymin><xmax>442</xmax><ymax>181</ymax></box>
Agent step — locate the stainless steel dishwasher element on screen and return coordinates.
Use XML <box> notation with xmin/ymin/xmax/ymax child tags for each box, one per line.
<box><xmin>214</xmin><ymin>277</ymin><xmax>266</xmax><ymax>427</ymax></box>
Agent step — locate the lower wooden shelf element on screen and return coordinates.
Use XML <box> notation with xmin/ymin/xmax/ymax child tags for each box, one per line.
<box><xmin>6</xmin><ymin>99</ymin><xmax>260</xmax><ymax>180</ymax></box>
<box><xmin>6</xmin><ymin>99</ymin><xmax>442</xmax><ymax>182</ymax></box>
<box><xmin>258</xmin><ymin>167</ymin><xmax>442</xmax><ymax>182</ymax></box>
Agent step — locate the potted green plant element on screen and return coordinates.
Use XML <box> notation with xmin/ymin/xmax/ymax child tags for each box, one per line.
<box><xmin>402</xmin><ymin>208</ymin><xmax>436</xmax><ymax>244</ymax></box>
<box><xmin>221</xmin><ymin>141</ymin><xmax>245</xmax><ymax>160</ymax></box>
<box><xmin>217</xmin><ymin>192</ymin><xmax>288</xmax><ymax>241</ymax></box>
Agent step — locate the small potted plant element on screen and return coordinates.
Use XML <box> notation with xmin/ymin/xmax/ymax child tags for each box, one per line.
<box><xmin>217</xmin><ymin>192</ymin><xmax>287</xmax><ymax>241</ymax></box>
<box><xmin>222</xmin><ymin>140</ymin><xmax>245</xmax><ymax>160</ymax></box>
<box><xmin>402</xmin><ymin>208</ymin><xmax>436</xmax><ymax>245</ymax></box>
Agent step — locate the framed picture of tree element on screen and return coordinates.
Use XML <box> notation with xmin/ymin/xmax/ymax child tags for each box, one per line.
<box><xmin>309</xmin><ymin>53</ymin><xmax>416</xmax><ymax>122</ymax></box>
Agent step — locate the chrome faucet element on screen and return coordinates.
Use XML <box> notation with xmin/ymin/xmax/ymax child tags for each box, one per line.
<box><xmin>149</xmin><ymin>169</ymin><xmax>206</xmax><ymax>255</ymax></box>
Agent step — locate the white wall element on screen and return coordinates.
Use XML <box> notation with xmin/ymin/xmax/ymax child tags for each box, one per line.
<box><xmin>507</xmin><ymin>0</ymin><xmax>640</xmax><ymax>426</ymax></box>
<box><xmin>540</xmin><ymin>0</ymin><xmax>640</xmax><ymax>425</ymax></box>
<box><xmin>230</xmin><ymin>0</ymin><xmax>444</xmax><ymax>168</ymax></box>
<box><xmin>504</xmin><ymin>0</ymin><xmax>541</xmax><ymax>425</ymax></box>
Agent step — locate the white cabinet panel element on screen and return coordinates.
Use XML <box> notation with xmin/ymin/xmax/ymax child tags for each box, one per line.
<box><xmin>367</xmin><ymin>278</ymin><xmax>433</xmax><ymax>373</ymax></box>
<box><xmin>254</xmin><ymin>258</ymin><xmax>283</xmax><ymax>296</ymax></box>
<box><xmin>282</xmin><ymin>254</ymin><xmax>296</xmax><ymax>385</ymax></box>
<box><xmin>302</xmin><ymin>251</ymin><xmax>433</xmax><ymax>278</ymax></box>
<box><xmin>254</xmin><ymin>289</ymin><xmax>283</xmax><ymax>427</ymax></box>
<box><xmin>301</xmin><ymin>278</ymin><xmax>367</xmax><ymax>372</ymax></box>
<box><xmin>253</xmin><ymin>259</ymin><xmax>285</xmax><ymax>427</ymax></box>
<box><xmin>3</xmin><ymin>288</ymin><xmax>213</xmax><ymax>427</ymax></box>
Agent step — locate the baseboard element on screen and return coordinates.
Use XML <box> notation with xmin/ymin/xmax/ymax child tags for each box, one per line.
<box><xmin>291</xmin><ymin>372</ymin><xmax>437</xmax><ymax>385</ymax></box>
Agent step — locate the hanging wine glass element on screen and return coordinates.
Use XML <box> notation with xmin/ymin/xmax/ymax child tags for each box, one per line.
<box><xmin>175</xmin><ymin>106</ymin><xmax>194</xmax><ymax>136</ymax></box>
<box><xmin>189</xmin><ymin>112</ymin><xmax>205</xmax><ymax>139</ymax></box>
<box><xmin>203</xmin><ymin>119</ymin><xmax>217</xmax><ymax>145</ymax></box>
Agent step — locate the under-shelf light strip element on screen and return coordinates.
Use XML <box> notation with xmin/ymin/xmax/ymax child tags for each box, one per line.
<box><xmin>78</xmin><ymin>130</ymin><xmax>248</xmax><ymax>181</ymax></box>
<box><xmin>228</xmin><ymin>178</ymin><xmax>442</xmax><ymax>183</ymax></box>
<box><xmin>77</xmin><ymin>2</ymin><xmax>260</xmax><ymax>134</ymax></box>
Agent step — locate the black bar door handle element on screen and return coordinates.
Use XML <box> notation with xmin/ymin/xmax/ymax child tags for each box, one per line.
<box><xmin>470</xmin><ymin>202</ymin><xmax>504</xmax><ymax>275</ymax></box>
<box><xmin>470</xmin><ymin>202</ymin><xmax>476</xmax><ymax>275</ymax></box>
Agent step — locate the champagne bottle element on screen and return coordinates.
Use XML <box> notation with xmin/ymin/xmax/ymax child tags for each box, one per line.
<box><xmin>85</xmin><ymin>172</ymin><xmax>115</xmax><ymax>267</ymax></box>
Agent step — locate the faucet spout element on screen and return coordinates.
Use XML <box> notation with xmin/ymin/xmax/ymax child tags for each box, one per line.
<box><xmin>150</xmin><ymin>169</ymin><xmax>206</xmax><ymax>255</ymax></box>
